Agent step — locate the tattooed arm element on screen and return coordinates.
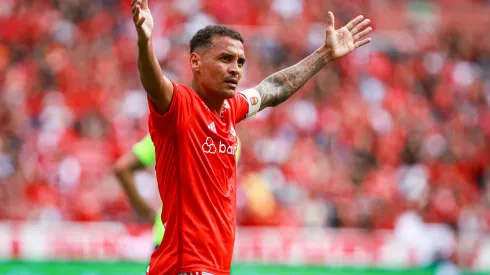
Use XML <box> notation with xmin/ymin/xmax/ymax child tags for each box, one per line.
<box><xmin>255</xmin><ymin>48</ymin><xmax>331</xmax><ymax>110</ymax></box>
<box><xmin>254</xmin><ymin>12</ymin><xmax>372</xmax><ymax>110</ymax></box>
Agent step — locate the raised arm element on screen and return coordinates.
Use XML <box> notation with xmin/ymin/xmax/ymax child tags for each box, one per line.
<box><xmin>255</xmin><ymin>12</ymin><xmax>372</xmax><ymax>110</ymax></box>
<box><xmin>132</xmin><ymin>0</ymin><xmax>173</xmax><ymax>113</ymax></box>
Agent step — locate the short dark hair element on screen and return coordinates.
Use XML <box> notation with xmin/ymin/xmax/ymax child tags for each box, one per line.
<box><xmin>189</xmin><ymin>25</ymin><xmax>244</xmax><ymax>53</ymax></box>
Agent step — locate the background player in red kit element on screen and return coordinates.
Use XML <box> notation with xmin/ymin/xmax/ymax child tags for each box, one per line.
<box><xmin>131</xmin><ymin>0</ymin><xmax>372</xmax><ymax>274</ymax></box>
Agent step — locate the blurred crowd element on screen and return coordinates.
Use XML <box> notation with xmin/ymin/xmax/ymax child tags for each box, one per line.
<box><xmin>1</xmin><ymin>0</ymin><xmax>490</xmax><ymax>233</ymax></box>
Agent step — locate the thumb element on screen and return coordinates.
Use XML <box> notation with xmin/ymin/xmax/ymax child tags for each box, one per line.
<box><xmin>327</xmin><ymin>11</ymin><xmax>335</xmax><ymax>31</ymax></box>
<box><xmin>136</xmin><ymin>17</ymin><xmax>146</xmax><ymax>27</ymax></box>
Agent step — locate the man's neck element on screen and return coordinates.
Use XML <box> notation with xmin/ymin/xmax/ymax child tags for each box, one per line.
<box><xmin>192</xmin><ymin>81</ymin><xmax>225</xmax><ymax>115</ymax></box>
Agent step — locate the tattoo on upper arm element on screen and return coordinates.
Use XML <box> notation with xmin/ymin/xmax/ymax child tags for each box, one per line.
<box><xmin>255</xmin><ymin>51</ymin><xmax>327</xmax><ymax>110</ymax></box>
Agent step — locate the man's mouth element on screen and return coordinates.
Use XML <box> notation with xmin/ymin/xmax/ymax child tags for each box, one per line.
<box><xmin>225</xmin><ymin>79</ymin><xmax>238</xmax><ymax>88</ymax></box>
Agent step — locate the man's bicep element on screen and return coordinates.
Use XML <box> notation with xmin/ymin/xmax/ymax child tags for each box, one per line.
<box><xmin>147</xmin><ymin>76</ymin><xmax>174</xmax><ymax>114</ymax></box>
<box><xmin>254</xmin><ymin>80</ymin><xmax>283</xmax><ymax>111</ymax></box>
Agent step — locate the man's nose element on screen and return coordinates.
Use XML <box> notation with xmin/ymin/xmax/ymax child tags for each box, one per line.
<box><xmin>228</xmin><ymin>62</ymin><xmax>240</xmax><ymax>75</ymax></box>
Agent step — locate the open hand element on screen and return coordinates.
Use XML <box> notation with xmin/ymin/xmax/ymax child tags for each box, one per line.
<box><xmin>323</xmin><ymin>12</ymin><xmax>372</xmax><ymax>61</ymax></box>
<box><xmin>131</xmin><ymin>0</ymin><xmax>154</xmax><ymax>43</ymax></box>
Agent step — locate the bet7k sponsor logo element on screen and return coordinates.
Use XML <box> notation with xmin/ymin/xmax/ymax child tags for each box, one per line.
<box><xmin>202</xmin><ymin>137</ymin><xmax>237</xmax><ymax>155</ymax></box>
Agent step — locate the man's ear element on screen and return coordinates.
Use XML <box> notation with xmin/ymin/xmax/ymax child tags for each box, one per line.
<box><xmin>190</xmin><ymin>53</ymin><xmax>200</xmax><ymax>72</ymax></box>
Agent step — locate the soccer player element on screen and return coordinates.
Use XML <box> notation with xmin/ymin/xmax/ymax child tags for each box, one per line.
<box><xmin>113</xmin><ymin>134</ymin><xmax>163</xmax><ymax>248</ymax></box>
<box><xmin>113</xmin><ymin>134</ymin><xmax>242</xmax><ymax>249</ymax></box>
<box><xmin>131</xmin><ymin>0</ymin><xmax>372</xmax><ymax>274</ymax></box>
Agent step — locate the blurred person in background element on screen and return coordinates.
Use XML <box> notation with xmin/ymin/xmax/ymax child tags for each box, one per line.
<box><xmin>395</xmin><ymin>165</ymin><xmax>459</xmax><ymax>275</ymax></box>
<box><xmin>114</xmin><ymin>134</ymin><xmax>163</xmax><ymax>249</ymax></box>
<box><xmin>131</xmin><ymin>0</ymin><xmax>371</xmax><ymax>274</ymax></box>
<box><xmin>114</xmin><ymin>134</ymin><xmax>242</xmax><ymax>249</ymax></box>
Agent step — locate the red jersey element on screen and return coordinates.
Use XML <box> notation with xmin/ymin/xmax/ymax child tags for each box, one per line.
<box><xmin>147</xmin><ymin>82</ymin><xmax>261</xmax><ymax>275</ymax></box>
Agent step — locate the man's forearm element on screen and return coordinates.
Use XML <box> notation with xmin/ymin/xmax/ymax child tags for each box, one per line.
<box><xmin>138</xmin><ymin>41</ymin><xmax>166</xmax><ymax>101</ymax></box>
<box><xmin>255</xmin><ymin>47</ymin><xmax>332</xmax><ymax>110</ymax></box>
<box><xmin>115</xmin><ymin>169</ymin><xmax>155</xmax><ymax>223</ymax></box>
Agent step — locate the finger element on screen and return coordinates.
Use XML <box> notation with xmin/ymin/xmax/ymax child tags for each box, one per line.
<box><xmin>345</xmin><ymin>15</ymin><xmax>364</xmax><ymax>31</ymax></box>
<box><xmin>136</xmin><ymin>17</ymin><xmax>146</xmax><ymax>27</ymax></box>
<box><xmin>354</xmin><ymin>38</ymin><xmax>372</xmax><ymax>49</ymax></box>
<box><xmin>353</xmin><ymin>27</ymin><xmax>372</xmax><ymax>41</ymax></box>
<box><xmin>326</xmin><ymin>11</ymin><xmax>335</xmax><ymax>30</ymax></box>
<box><xmin>131</xmin><ymin>3</ymin><xmax>139</xmax><ymax>14</ymax></box>
<box><xmin>131</xmin><ymin>0</ymin><xmax>138</xmax><ymax>6</ymax></box>
<box><xmin>351</xmin><ymin>19</ymin><xmax>371</xmax><ymax>35</ymax></box>
<box><xmin>141</xmin><ymin>0</ymin><xmax>148</xmax><ymax>9</ymax></box>
<box><xmin>132</xmin><ymin>6</ymin><xmax>141</xmax><ymax>20</ymax></box>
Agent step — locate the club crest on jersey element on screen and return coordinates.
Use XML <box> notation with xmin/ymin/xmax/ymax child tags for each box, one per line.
<box><xmin>250</xmin><ymin>96</ymin><xmax>258</xmax><ymax>105</ymax></box>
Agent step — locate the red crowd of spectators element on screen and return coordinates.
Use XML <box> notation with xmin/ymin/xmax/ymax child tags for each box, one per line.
<box><xmin>1</xmin><ymin>0</ymin><xmax>490</xmax><ymax>232</ymax></box>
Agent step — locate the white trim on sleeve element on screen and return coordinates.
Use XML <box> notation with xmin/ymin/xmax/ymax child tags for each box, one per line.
<box><xmin>239</xmin><ymin>88</ymin><xmax>261</xmax><ymax>120</ymax></box>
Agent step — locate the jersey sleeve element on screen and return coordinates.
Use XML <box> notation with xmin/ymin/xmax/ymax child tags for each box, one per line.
<box><xmin>230</xmin><ymin>88</ymin><xmax>262</xmax><ymax>124</ymax></box>
<box><xmin>147</xmin><ymin>82</ymin><xmax>193</xmax><ymax>135</ymax></box>
<box><xmin>132</xmin><ymin>134</ymin><xmax>156</xmax><ymax>167</ymax></box>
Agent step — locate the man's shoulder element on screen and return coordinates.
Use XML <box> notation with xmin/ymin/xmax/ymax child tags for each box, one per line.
<box><xmin>173</xmin><ymin>83</ymin><xmax>199</xmax><ymax>102</ymax></box>
<box><xmin>174</xmin><ymin>83</ymin><xmax>193</xmax><ymax>93</ymax></box>
<box><xmin>227</xmin><ymin>91</ymin><xmax>246</xmax><ymax>106</ymax></box>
